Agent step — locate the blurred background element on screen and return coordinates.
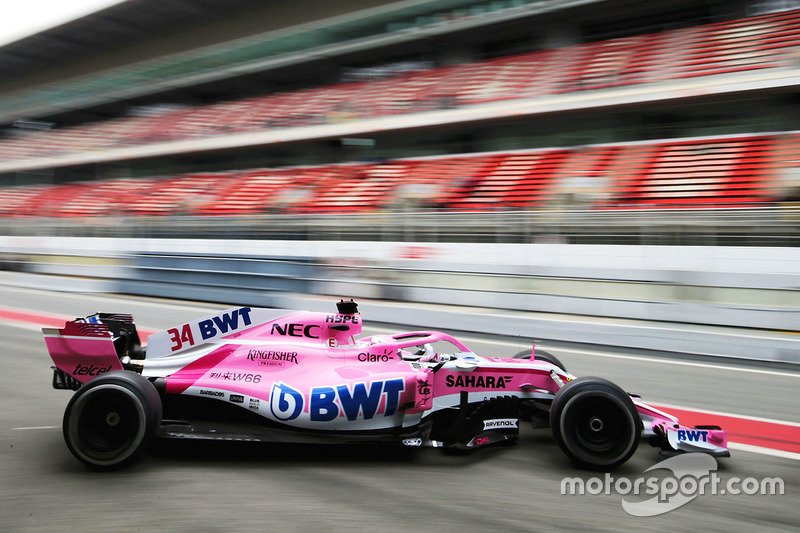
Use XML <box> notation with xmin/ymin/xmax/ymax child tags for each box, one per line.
<box><xmin>1</xmin><ymin>3</ymin><xmax>799</xmax><ymax>531</ymax></box>
<box><xmin>0</xmin><ymin>0</ymin><xmax>799</xmax><ymax>360</ymax></box>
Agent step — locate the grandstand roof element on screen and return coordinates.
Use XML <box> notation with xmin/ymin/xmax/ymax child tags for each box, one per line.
<box><xmin>0</xmin><ymin>0</ymin><xmax>271</xmax><ymax>76</ymax></box>
<box><xmin>1</xmin><ymin>0</ymin><xmax>738</xmax><ymax>125</ymax></box>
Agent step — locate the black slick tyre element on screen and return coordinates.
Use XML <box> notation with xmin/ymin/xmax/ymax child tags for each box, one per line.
<box><xmin>62</xmin><ymin>370</ymin><xmax>161</xmax><ymax>470</ymax></box>
<box><xmin>550</xmin><ymin>376</ymin><xmax>640</xmax><ymax>470</ymax></box>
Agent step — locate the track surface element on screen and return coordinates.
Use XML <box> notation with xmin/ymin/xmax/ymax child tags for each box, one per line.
<box><xmin>1</xmin><ymin>286</ymin><xmax>798</xmax><ymax>532</ymax></box>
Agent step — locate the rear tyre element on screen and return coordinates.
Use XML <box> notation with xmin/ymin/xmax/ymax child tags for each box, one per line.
<box><xmin>63</xmin><ymin>370</ymin><xmax>161</xmax><ymax>470</ymax></box>
<box><xmin>550</xmin><ymin>376</ymin><xmax>640</xmax><ymax>470</ymax></box>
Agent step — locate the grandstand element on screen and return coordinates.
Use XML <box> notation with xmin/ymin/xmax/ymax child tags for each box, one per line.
<box><xmin>1</xmin><ymin>0</ymin><xmax>800</xmax><ymax>244</ymax></box>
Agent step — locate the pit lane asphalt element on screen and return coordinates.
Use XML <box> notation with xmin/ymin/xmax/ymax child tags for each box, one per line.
<box><xmin>1</xmin><ymin>286</ymin><xmax>798</xmax><ymax>532</ymax></box>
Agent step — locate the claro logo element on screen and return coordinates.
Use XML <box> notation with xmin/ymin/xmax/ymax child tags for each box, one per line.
<box><xmin>358</xmin><ymin>352</ymin><xmax>394</xmax><ymax>363</ymax></box>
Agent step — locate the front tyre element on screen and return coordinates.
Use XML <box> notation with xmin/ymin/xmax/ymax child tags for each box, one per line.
<box><xmin>550</xmin><ymin>376</ymin><xmax>640</xmax><ymax>470</ymax></box>
<box><xmin>63</xmin><ymin>371</ymin><xmax>161</xmax><ymax>470</ymax></box>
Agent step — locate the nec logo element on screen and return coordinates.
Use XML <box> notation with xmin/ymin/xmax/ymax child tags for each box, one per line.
<box><xmin>270</xmin><ymin>323</ymin><xmax>320</xmax><ymax>339</ymax></box>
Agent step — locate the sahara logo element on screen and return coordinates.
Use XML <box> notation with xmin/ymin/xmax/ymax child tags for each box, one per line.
<box><xmin>444</xmin><ymin>374</ymin><xmax>513</xmax><ymax>389</ymax></box>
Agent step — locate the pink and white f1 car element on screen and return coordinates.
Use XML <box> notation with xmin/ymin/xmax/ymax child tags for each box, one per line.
<box><xmin>43</xmin><ymin>300</ymin><xmax>729</xmax><ymax>470</ymax></box>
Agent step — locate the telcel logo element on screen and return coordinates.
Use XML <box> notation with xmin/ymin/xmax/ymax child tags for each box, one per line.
<box><xmin>73</xmin><ymin>364</ymin><xmax>111</xmax><ymax>377</ymax></box>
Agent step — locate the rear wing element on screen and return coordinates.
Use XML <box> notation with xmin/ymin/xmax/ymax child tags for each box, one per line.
<box><xmin>43</xmin><ymin>313</ymin><xmax>142</xmax><ymax>389</ymax></box>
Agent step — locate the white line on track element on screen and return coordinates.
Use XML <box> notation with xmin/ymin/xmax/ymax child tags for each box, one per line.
<box><xmin>0</xmin><ymin>286</ymin><xmax>218</xmax><ymax>313</ymax></box>
<box><xmin>13</xmin><ymin>426</ymin><xmax>58</xmax><ymax>431</ymax></box>
<box><xmin>728</xmin><ymin>442</ymin><xmax>800</xmax><ymax>461</ymax></box>
<box><xmin>364</xmin><ymin>326</ymin><xmax>800</xmax><ymax>379</ymax></box>
<box><xmin>1</xmin><ymin>321</ymin><xmax>50</xmax><ymax>332</ymax></box>
<box><xmin>483</xmin><ymin>311</ymin><xmax>794</xmax><ymax>343</ymax></box>
<box><xmin>651</xmin><ymin>401</ymin><xmax>800</xmax><ymax>427</ymax></box>
<box><xmin>457</xmin><ymin>336</ymin><xmax>800</xmax><ymax>379</ymax></box>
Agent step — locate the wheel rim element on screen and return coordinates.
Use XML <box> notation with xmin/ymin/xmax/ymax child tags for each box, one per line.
<box><xmin>67</xmin><ymin>384</ymin><xmax>147</xmax><ymax>466</ymax></box>
<box><xmin>559</xmin><ymin>391</ymin><xmax>636</xmax><ymax>465</ymax></box>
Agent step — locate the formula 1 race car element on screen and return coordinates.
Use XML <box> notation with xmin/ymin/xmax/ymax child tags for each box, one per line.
<box><xmin>43</xmin><ymin>300</ymin><xmax>729</xmax><ymax>470</ymax></box>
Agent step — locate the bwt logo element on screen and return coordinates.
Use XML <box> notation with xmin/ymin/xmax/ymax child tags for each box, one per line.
<box><xmin>199</xmin><ymin>307</ymin><xmax>253</xmax><ymax>340</ymax></box>
<box><xmin>168</xmin><ymin>307</ymin><xmax>253</xmax><ymax>352</ymax></box>
<box><xmin>270</xmin><ymin>383</ymin><xmax>304</xmax><ymax>421</ymax></box>
<box><xmin>677</xmin><ymin>430</ymin><xmax>709</xmax><ymax>443</ymax></box>
<box><xmin>269</xmin><ymin>379</ymin><xmax>405</xmax><ymax>422</ymax></box>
